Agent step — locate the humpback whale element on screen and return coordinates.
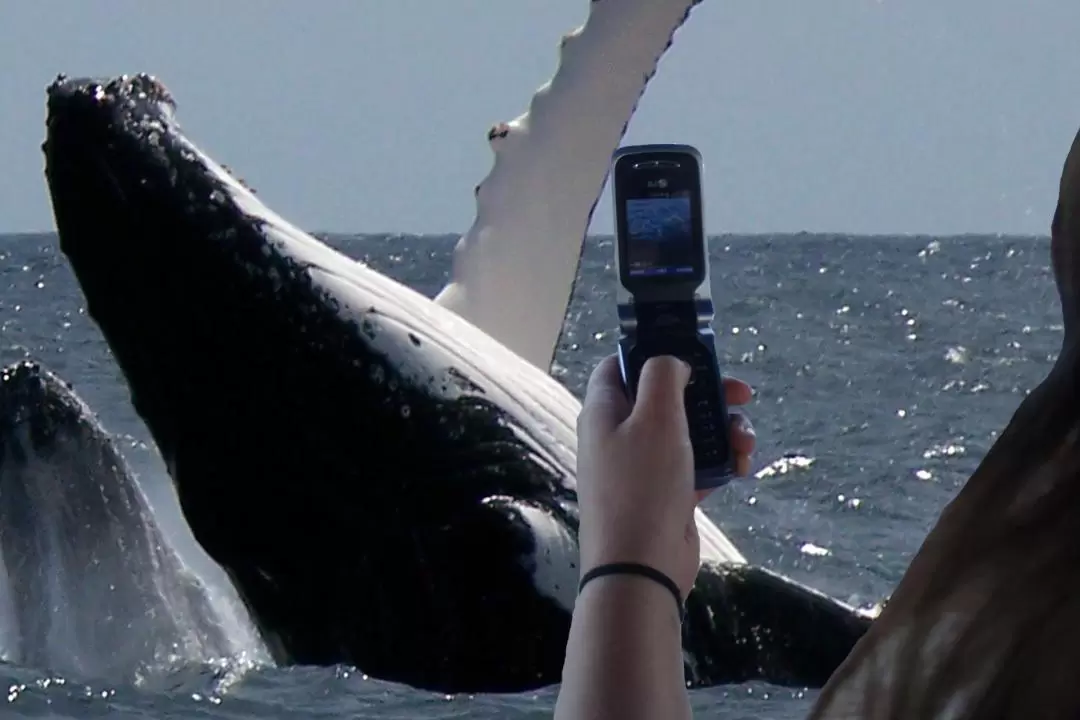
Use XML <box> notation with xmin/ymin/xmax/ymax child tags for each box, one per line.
<box><xmin>39</xmin><ymin>1</ymin><xmax>872</xmax><ymax>694</ymax></box>
<box><xmin>0</xmin><ymin>359</ymin><xmax>263</xmax><ymax>680</ymax></box>
<box><xmin>41</xmin><ymin>71</ymin><xmax>870</xmax><ymax>694</ymax></box>
<box><xmin>807</xmin><ymin>125</ymin><xmax>1080</xmax><ymax>719</ymax></box>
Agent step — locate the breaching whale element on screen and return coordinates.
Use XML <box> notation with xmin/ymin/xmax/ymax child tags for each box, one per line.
<box><xmin>42</xmin><ymin>72</ymin><xmax>870</xmax><ymax>694</ymax></box>
<box><xmin>0</xmin><ymin>359</ymin><xmax>263</xmax><ymax>680</ymax></box>
<box><xmin>40</xmin><ymin>2</ymin><xmax>871</xmax><ymax>694</ymax></box>
<box><xmin>807</xmin><ymin>126</ymin><xmax>1080</xmax><ymax>718</ymax></box>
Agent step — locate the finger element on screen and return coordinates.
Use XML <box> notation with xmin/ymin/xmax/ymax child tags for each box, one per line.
<box><xmin>725</xmin><ymin>412</ymin><xmax>756</xmax><ymax>477</ymax></box>
<box><xmin>630</xmin><ymin>355</ymin><xmax>691</xmax><ymax>429</ymax></box>
<box><xmin>728</xmin><ymin>412</ymin><xmax>756</xmax><ymax>458</ymax></box>
<box><xmin>578</xmin><ymin>355</ymin><xmax>632</xmax><ymax>439</ymax></box>
<box><xmin>722</xmin><ymin>376</ymin><xmax>754</xmax><ymax>407</ymax></box>
<box><xmin>736</xmin><ymin>451</ymin><xmax>752</xmax><ymax>478</ymax></box>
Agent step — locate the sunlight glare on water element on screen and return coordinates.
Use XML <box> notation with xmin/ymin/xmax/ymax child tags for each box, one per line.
<box><xmin>0</xmin><ymin>232</ymin><xmax>1059</xmax><ymax>719</ymax></box>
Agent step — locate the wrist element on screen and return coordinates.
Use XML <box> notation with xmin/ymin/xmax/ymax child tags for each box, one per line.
<box><xmin>558</xmin><ymin>572</ymin><xmax>692</xmax><ymax>720</ymax></box>
<box><xmin>577</xmin><ymin>572</ymin><xmax>684</xmax><ymax>630</ymax></box>
<box><xmin>581</xmin><ymin>545</ymin><xmax>696</xmax><ymax>599</ymax></box>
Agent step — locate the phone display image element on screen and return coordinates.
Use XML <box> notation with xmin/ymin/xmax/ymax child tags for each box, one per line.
<box><xmin>625</xmin><ymin>192</ymin><xmax>696</xmax><ymax>278</ymax></box>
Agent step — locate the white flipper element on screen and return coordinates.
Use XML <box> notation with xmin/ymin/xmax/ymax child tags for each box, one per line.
<box><xmin>435</xmin><ymin>0</ymin><xmax>705</xmax><ymax>372</ymax></box>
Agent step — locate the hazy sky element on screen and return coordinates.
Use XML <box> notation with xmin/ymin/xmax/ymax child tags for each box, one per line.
<box><xmin>3</xmin><ymin>0</ymin><xmax>1080</xmax><ymax>236</ymax></box>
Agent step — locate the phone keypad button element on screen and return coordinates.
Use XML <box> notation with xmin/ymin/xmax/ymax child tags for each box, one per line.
<box><xmin>677</xmin><ymin>346</ymin><xmax>730</xmax><ymax>472</ymax></box>
<box><xmin>618</xmin><ymin>336</ymin><xmax>732</xmax><ymax>480</ymax></box>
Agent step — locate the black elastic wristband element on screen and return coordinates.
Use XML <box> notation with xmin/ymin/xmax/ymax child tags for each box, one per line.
<box><xmin>578</xmin><ymin>562</ymin><xmax>685</xmax><ymax>623</ymax></box>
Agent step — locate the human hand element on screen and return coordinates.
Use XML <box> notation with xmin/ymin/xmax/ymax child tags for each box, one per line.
<box><xmin>575</xmin><ymin>354</ymin><xmax>755</xmax><ymax>598</ymax></box>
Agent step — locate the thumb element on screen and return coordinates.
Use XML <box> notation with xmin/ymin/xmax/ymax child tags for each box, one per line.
<box><xmin>578</xmin><ymin>354</ymin><xmax>632</xmax><ymax>440</ymax></box>
<box><xmin>630</xmin><ymin>355</ymin><xmax>691</xmax><ymax>430</ymax></box>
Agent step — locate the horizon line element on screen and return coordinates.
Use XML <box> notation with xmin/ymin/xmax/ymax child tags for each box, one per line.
<box><xmin>0</xmin><ymin>229</ymin><xmax>1054</xmax><ymax>241</ymax></box>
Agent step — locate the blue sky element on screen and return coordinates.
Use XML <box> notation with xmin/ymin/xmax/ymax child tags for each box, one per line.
<box><xmin>3</xmin><ymin>0</ymin><xmax>1080</xmax><ymax>236</ymax></box>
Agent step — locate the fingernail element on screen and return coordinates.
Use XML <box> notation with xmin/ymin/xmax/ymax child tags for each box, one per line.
<box><xmin>731</xmin><ymin>413</ymin><xmax>754</xmax><ymax>435</ymax></box>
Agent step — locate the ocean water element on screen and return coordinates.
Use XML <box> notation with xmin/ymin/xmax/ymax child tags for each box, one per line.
<box><xmin>0</xmin><ymin>231</ymin><xmax>1061</xmax><ymax>719</ymax></box>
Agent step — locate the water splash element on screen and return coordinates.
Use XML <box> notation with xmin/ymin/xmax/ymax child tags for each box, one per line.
<box><xmin>0</xmin><ymin>361</ymin><xmax>269</xmax><ymax>683</ymax></box>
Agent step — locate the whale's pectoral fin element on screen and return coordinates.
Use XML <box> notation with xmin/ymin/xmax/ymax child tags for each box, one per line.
<box><xmin>435</xmin><ymin>0</ymin><xmax>706</xmax><ymax>372</ymax></box>
<box><xmin>682</xmin><ymin>562</ymin><xmax>873</xmax><ymax>689</ymax></box>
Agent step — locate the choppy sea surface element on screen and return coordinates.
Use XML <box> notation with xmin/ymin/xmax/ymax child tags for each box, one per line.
<box><xmin>0</xmin><ymin>231</ymin><xmax>1060</xmax><ymax>719</ymax></box>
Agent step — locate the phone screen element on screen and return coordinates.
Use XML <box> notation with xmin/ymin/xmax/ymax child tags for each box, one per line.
<box><xmin>625</xmin><ymin>190</ymin><xmax>696</xmax><ymax>278</ymax></box>
<box><xmin>614</xmin><ymin>150</ymin><xmax>706</xmax><ymax>291</ymax></box>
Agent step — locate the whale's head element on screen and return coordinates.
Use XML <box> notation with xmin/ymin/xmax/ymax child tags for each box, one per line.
<box><xmin>43</xmin><ymin>72</ymin><xmax>275</xmax><ymax>357</ymax></box>
<box><xmin>42</xmin><ymin>72</ymin><xmax>393</xmax><ymax>450</ymax></box>
<box><xmin>44</xmin><ymin>73</ymin><xmax>181</xmax><ymax>268</ymax></box>
<box><xmin>41</xmin><ymin>71</ymin><xmax>576</xmax><ymax>492</ymax></box>
<box><xmin>0</xmin><ymin>359</ymin><xmax>240</xmax><ymax>678</ymax></box>
<box><xmin>0</xmin><ymin>359</ymin><xmax>146</xmax><ymax>559</ymax></box>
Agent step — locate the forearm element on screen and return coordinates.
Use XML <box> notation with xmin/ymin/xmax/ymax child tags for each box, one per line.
<box><xmin>553</xmin><ymin>575</ymin><xmax>691</xmax><ymax>720</ymax></box>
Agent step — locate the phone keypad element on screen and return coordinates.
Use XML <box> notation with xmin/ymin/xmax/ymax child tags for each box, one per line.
<box><xmin>681</xmin><ymin>345</ymin><xmax>731</xmax><ymax>472</ymax></box>
<box><xmin>619</xmin><ymin>336</ymin><xmax>733</xmax><ymax>485</ymax></box>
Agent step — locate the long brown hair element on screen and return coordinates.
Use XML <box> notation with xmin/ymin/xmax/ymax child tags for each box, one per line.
<box><xmin>808</xmin><ymin>126</ymin><xmax>1080</xmax><ymax>719</ymax></box>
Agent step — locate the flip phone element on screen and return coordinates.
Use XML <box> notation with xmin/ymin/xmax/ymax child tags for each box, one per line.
<box><xmin>610</xmin><ymin>144</ymin><xmax>734</xmax><ymax>490</ymax></box>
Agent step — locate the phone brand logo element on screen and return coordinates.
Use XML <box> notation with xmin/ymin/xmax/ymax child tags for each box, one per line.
<box><xmin>647</xmin><ymin>179</ymin><xmax>668</xmax><ymax>189</ymax></box>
